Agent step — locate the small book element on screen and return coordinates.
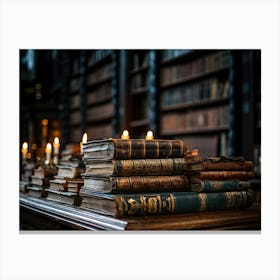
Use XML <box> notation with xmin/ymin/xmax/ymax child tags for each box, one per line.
<box><xmin>82</xmin><ymin>175</ymin><xmax>189</xmax><ymax>193</ymax></box>
<box><xmin>46</xmin><ymin>189</ymin><xmax>82</xmax><ymax>206</ymax></box>
<box><xmin>189</xmin><ymin>170</ymin><xmax>254</xmax><ymax>181</ymax></box>
<box><xmin>33</xmin><ymin>167</ymin><xmax>58</xmax><ymax>178</ymax></box>
<box><xmin>57</xmin><ymin>165</ymin><xmax>83</xmax><ymax>178</ymax></box>
<box><xmin>79</xmin><ymin>190</ymin><xmax>252</xmax><ymax>218</ymax></box>
<box><xmin>26</xmin><ymin>186</ymin><xmax>47</xmax><ymax>198</ymax></box>
<box><xmin>190</xmin><ymin>180</ymin><xmax>251</xmax><ymax>192</ymax></box>
<box><xmin>30</xmin><ymin>176</ymin><xmax>50</xmax><ymax>187</ymax></box>
<box><xmin>49</xmin><ymin>178</ymin><xmax>68</xmax><ymax>191</ymax></box>
<box><xmin>84</xmin><ymin>158</ymin><xmax>187</xmax><ymax>177</ymax></box>
<box><xmin>186</xmin><ymin>156</ymin><xmax>253</xmax><ymax>171</ymax></box>
<box><xmin>82</xmin><ymin>139</ymin><xmax>186</xmax><ymax>160</ymax></box>
<box><xmin>67</xmin><ymin>178</ymin><xmax>84</xmax><ymax>193</ymax></box>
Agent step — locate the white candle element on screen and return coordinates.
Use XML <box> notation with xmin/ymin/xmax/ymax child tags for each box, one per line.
<box><xmin>53</xmin><ymin>137</ymin><xmax>60</xmax><ymax>155</ymax></box>
<box><xmin>21</xmin><ymin>142</ymin><xmax>28</xmax><ymax>160</ymax></box>
<box><xmin>145</xmin><ymin>130</ymin><xmax>154</xmax><ymax>140</ymax></box>
<box><xmin>80</xmin><ymin>133</ymin><xmax>88</xmax><ymax>154</ymax></box>
<box><xmin>121</xmin><ymin>130</ymin><xmax>130</xmax><ymax>140</ymax></box>
<box><xmin>45</xmin><ymin>143</ymin><xmax>52</xmax><ymax>164</ymax></box>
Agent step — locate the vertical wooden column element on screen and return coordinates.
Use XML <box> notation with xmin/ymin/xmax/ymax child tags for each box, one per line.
<box><xmin>79</xmin><ymin>50</ymin><xmax>87</xmax><ymax>135</ymax></box>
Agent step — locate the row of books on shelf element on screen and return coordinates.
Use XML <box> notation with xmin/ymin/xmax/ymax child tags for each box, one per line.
<box><xmin>86</xmin><ymin>102</ymin><xmax>113</xmax><ymax>123</ymax></box>
<box><xmin>87</xmin><ymin>83</ymin><xmax>112</xmax><ymax>105</ymax></box>
<box><xmin>86</xmin><ymin>64</ymin><xmax>112</xmax><ymax>87</ymax></box>
<box><xmin>160</xmin><ymin>50</ymin><xmax>231</xmax><ymax>86</ymax></box>
<box><xmin>87</xmin><ymin>50</ymin><xmax>113</xmax><ymax>68</ymax></box>
<box><xmin>161</xmin><ymin>49</ymin><xmax>192</xmax><ymax>62</ymax></box>
<box><xmin>70</xmin><ymin>77</ymin><xmax>81</xmax><ymax>93</ymax></box>
<box><xmin>131</xmin><ymin>72</ymin><xmax>147</xmax><ymax>90</ymax></box>
<box><xmin>131</xmin><ymin>52</ymin><xmax>148</xmax><ymax>71</ymax></box>
<box><xmin>160</xmin><ymin>105</ymin><xmax>229</xmax><ymax>134</ymax></box>
<box><xmin>160</xmin><ymin>78</ymin><xmax>230</xmax><ymax>109</ymax></box>
<box><xmin>21</xmin><ymin>138</ymin><xmax>259</xmax><ymax>220</ymax></box>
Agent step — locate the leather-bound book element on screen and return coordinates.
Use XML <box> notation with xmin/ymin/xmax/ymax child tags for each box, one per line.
<box><xmin>189</xmin><ymin>170</ymin><xmax>254</xmax><ymax>181</ymax></box>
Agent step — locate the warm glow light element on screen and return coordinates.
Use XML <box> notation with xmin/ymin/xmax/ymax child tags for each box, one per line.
<box><xmin>22</xmin><ymin>142</ymin><xmax>28</xmax><ymax>150</ymax></box>
<box><xmin>41</xmin><ymin>119</ymin><xmax>48</xmax><ymax>126</ymax></box>
<box><xmin>82</xmin><ymin>133</ymin><xmax>88</xmax><ymax>143</ymax></box>
<box><xmin>121</xmin><ymin>130</ymin><xmax>130</xmax><ymax>140</ymax></box>
<box><xmin>46</xmin><ymin>143</ymin><xmax>52</xmax><ymax>151</ymax></box>
<box><xmin>54</xmin><ymin>137</ymin><xmax>59</xmax><ymax>144</ymax></box>
<box><xmin>146</xmin><ymin>130</ymin><xmax>154</xmax><ymax>140</ymax></box>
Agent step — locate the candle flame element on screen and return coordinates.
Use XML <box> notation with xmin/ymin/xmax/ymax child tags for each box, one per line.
<box><xmin>46</xmin><ymin>143</ymin><xmax>52</xmax><ymax>151</ymax></box>
<box><xmin>146</xmin><ymin>130</ymin><xmax>154</xmax><ymax>140</ymax></box>
<box><xmin>82</xmin><ymin>133</ymin><xmax>87</xmax><ymax>143</ymax></box>
<box><xmin>54</xmin><ymin>137</ymin><xmax>59</xmax><ymax>144</ymax></box>
<box><xmin>22</xmin><ymin>142</ymin><xmax>28</xmax><ymax>150</ymax></box>
<box><xmin>123</xmin><ymin>130</ymin><xmax>129</xmax><ymax>137</ymax></box>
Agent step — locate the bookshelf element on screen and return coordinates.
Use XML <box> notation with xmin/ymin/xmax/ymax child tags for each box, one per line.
<box><xmin>84</xmin><ymin>50</ymin><xmax>118</xmax><ymax>140</ymax></box>
<box><xmin>158</xmin><ymin>50</ymin><xmax>233</xmax><ymax>157</ymax></box>
<box><xmin>124</xmin><ymin>50</ymin><xmax>158</xmax><ymax>138</ymax></box>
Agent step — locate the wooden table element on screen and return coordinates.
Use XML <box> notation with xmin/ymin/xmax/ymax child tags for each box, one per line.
<box><xmin>20</xmin><ymin>194</ymin><xmax>261</xmax><ymax>231</ymax></box>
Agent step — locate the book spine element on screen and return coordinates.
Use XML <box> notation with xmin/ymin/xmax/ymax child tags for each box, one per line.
<box><xmin>113</xmin><ymin>158</ymin><xmax>186</xmax><ymax>176</ymax></box>
<box><xmin>190</xmin><ymin>180</ymin><xmax>251</xmax><ymax>192</ymax></box>
<box><xmin>114</xmin><ymin>191</ymin><xmax>251</xmax><ymax>217</ymax></box>
<box><xmin>189</xmin><ymin>161</ymin><xmax>253</xmax><ymax>171</ymax></box>
<box><xmin>111</xmin><ymin>175</ymin><xmax>188</xmax><ymax>193</ymax></box>
<box><xmin>113</xmin><ymin>139</ymin><xmax>185</xmax><ymax>159</ymax></box>
<box><xmin>193</xmin><ymin>171</ymin><xmax>254</xmax><ymax>180</ymax></box>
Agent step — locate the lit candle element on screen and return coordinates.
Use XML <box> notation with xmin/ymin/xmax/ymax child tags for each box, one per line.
<box><xmin>53</xmin><ymin>137</ymin><xmax>60</xmax><ymax>155</ymax></box>
<box><xmin>21</xmin><ymin>142</ymin><xmax>28</xmax><ymax>160</ymax></box>
<box><xmin>45</xmin><ymin>143</ymin><xmax>52</xmax><ymax>165</ymax></box>
<box><xmin>80</xmin><ymin>133</ymin><xmax>88</xmax><ymax>154</ymax></box>
<box><xmin>145</xmin><ymin>130</ymin><xmax>154</xmax><ymax>140</ymax></box>
<box><xmin>121</xmin><ymin>130</ymin><xmax>130</xmax><ymax>140</ymax></box>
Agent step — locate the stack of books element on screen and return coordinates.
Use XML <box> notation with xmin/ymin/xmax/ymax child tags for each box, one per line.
<box><xmin>20</xmin><ymin>162</ymin><xmax>35</xmax><ymax>193</ymax></box>
<box><xmin>186</xmin><ymin>156</ymin><xmax>254</xmax><ymax>211</ymax></box>
<box><xmin>79</xmin><ymin>138</ymin><xmax>189</xmax><ymax>217</ymax></box>
<box><xmin>27</xmin><ymin>166</ymin><xmax>57</xmax><ymax>198</ymax></box>
<box><xmin>45</xmin><ymin>144</ymin><xmax>84</xmax><ymax>206</ymax></box>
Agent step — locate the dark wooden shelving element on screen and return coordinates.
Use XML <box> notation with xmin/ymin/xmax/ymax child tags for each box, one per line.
<box><xmin>86</xmin><ymin>76</ymin><xmax>112</xmax><ymax>89</ymax></box>
<box><xmin>129</xmin><ymin>118</ymin><xmax>149</xmax><ymax>128</ymax></box>
<box><xmin>130</xmin><ymin>65</ymin><xmax>148</xmax><ymax>75</ymax></box>
<box><xmin>86</xmin><ymin>54</ymin><xmax>112</xmax><ymax>72</ymax></box>
<box><xmin>161</xmin><ymin>126</ymin><xmax>229</xmax><ymax>136</ymax></box>
<box><xmin>160</xmin><ymin>97</ymin><xmax>229</xmax><ymax>112</ymax></box>
<box><xmin>130</xmin><ymin>87</ymin><xmax>148</xmax><ymax>95</ymax></box>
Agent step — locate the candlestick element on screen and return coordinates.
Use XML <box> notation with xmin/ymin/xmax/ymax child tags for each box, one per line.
<box><xmin>145</xmin><ymin>130</ymin><xmax>154</xmax><ymax>140</ymax></box>
<box><xmin>121</xmin><ymin>130</ymin><xmax>130</xmax><ymax>140</ymax></box>
<box><xmin>45</xmin><ymin>143</ymin><xmax>52</xmax><ymax>165</ymax></box>
<box><xmin>21</xmin><ymin>142</ymin><xmax>28</xmax><ymax>161</ymax></box>
<box><xmin>80</xmin><ymin>133</ymin><xmax>88</xmax><ymax>154</ymax></box>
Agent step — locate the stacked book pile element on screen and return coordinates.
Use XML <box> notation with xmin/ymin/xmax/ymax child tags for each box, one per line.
<box><xmin>27</xmin><ymin>167</ymin><xmax>57</xmax><ymax>198</ymax></box>
<box><xmin>186</xmin><ymin>156</ymin><xmax>254</xmax><ymax>211</ymax></box>
<box><xmin>79</xmin><ymin>138</ymin><xmax>189</xmax><ymax>217</ymax></box>
<box><xmin>20</xmin><ymin>163</ymin><xmax>35</xmax><ymax>193</ymax></box>
<box><xmin>46</xmin><ymin>144</ymin><xmax>84</xmax><ymax>206</ymax></box>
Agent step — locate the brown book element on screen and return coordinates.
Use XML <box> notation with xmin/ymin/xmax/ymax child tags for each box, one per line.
<box><xmin>82</xmin><ymin>175</ymin><xmax>188</xmax><ymax>193</ymax></box>
<box><xmin>46</xmin><ymin>189</ymin><xmax>82</xmax><ymax>206</ymax></box>
<box><xmin>189</xmin><ymin>171</ymin><xmax>254</xmax><ymax>181</ymax></box>
<box><xmin>187</xmin><ymin>156</ymin><xmax>253</xmax><ymax>171</ymax></box>
<box><xmin>33</xmin><ymin>167</ymin><xmax>57</xmax><ymax>178</ymax></box>
<box><xmin>57</xmin><ymin>165</ymin><xmax>83</xmax><ymax>178</ymax></box>
<box><xmin>82</xmin><ymin>139</ymin><xmax>186</xmax><ymax>160</ymax></box>
<box><xmin>31</xmin><ymin>176</ymin><xmax>50</xmax><ymax>187</ymax></box>
<box><xmin>67</xmin><ymin>178</ymin><xmax>84</xmax><ymax>193</ymax></box>
<box><xmin>84</xmin><ymin>158</ymin><xmax>187</xmax><ymax>177</ymax></box>
<box><xmin>49</xmin><ymin>178</ymin><xmax>68</xmax><ymax>191</ymax></box>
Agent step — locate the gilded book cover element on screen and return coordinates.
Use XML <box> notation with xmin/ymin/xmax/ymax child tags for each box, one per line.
<box><xmin>189</xmin><ymin>170</ymin><xmax>254</xmax><ymax>181</ymax></box>
<box><xmin>79</xmin><ymin>190</ymin><xmax>252</xmax><ymax>218</ymax></box>
<box><xmin>82</xmin><ymin>139</ymin><xmax>186</xmax><ymax>160</ymax></box>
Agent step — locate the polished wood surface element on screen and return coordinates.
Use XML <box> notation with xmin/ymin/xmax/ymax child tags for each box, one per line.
<box><xmin>20</xmin><ymin>194</ymin><xmax>260</xmax><ymax>231</ymax></box>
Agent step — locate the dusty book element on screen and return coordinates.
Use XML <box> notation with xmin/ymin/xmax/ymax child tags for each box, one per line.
<box><xmin>45</xmin><ymin>189</ymin><xmax>82</xmax><ymax>206</ymax></box>
<box><xmin>30</xmin><ymin>176</ymin><xmax>50</xmax><ymax>187</ymax></box>
<box><xmin>57</xmin><ymin>165</ymin><xmax>84</xmax><ymax>178</ymax></box>
<box><xmin>84</xmin><ymin>158</ymin><xmax>187</xmax><ymax>177</ymax></box>
<box><xmin>82</xmin><ymin>174</ymin><xmax>188</xmax><ymax>193</ymax></box>
<box><xmin>49</xmin><ymin>178</ymin><xmax>68</xmax><ymax>191</ymax></box>
<box><xmin>188</xmin><ymin>170</ymin><xmax>254</xmax><ymax>181</ymax></box>
<box><xmin>67</xmin><ymin>178</ymin><xmax>84</xmax><ymax>193</ymax></box>
<box><xmin>79</xmin><ymin>189</ymin><xmax>252</xmax><ymax>218</ymax></box>
<box><xmin>190</xmin><ymin>180</ymin><xmax>251</xmax><ymax>192</ymax></box>
<box><xmin>82</xmin><ymin>139</ymin><xmax>186</xmax><ymax>160</ymax></box>
<box><xmin>186</xmin><ymin>156</ymin><xmax>253</xmax><ymax>171</ymax></box>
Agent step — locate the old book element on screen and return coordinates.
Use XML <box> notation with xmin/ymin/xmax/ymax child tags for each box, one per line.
<box><xmin>187</xmin><ymin>156</ymin><xmax>253</xmax><ymax>171</ymax></box>
<box><xmin>57</xmin><ymin>165</ymin><xmax>83</xmax><ymax>178</ymax></box>
<box><xmin>189</xmin><ymin>171</ymin><xmax>254</xmax><ymax>181</ymax></box>
<box><xmin>33</xmin><ymin>167</ymin><xmax>57</xmax><ymax>178</ymax></box>
<box><xmin>20</xmin><ymin>181</ymin><xmax>29</xmax><ymax>193</ymax></box>
<box><xmin>190</xmin><ymin>180</ymin><xmax>251</xmax><ymax>192</ymax></box>
<box><xmin>67</xmin><ymin>178</ymin><xmax>84</xmax><ymax>193</ymax></box>
<box><xmin>30</xmin><ymin>176</ymin><xmax>50</xmax><ymax>187</ymax></box>
<box><xmin>46</xmin><ymin>189</ymin><xmax>82</xmax><ymax>206</ymax></box>
<box><xmin>26</xmin><ymin>186</ymin><xmax>47</xmax><ymax>198</ymax></box>
<box><xmin>84</xmin><ymin>158</ymin><xmax>187</xmax><ymax>177</ymax></box>
<box><xmin>49</xmin><ymin>178</ymin><xmax>68</xmax><ymax>191</ymax></box>
<box><xmin>79</xmin><ymin>189</ymin><xmax>252</xmax><ymax>218</ymax></box>
<box><xmin>82</xmin><ymin>175</ymin><xmax>188</xmax><ymax>193</ymax></box>
<box><xmin>82</xmin><ymin>139</ymin><xmax>186</xmax><ymax>160</ymax></box>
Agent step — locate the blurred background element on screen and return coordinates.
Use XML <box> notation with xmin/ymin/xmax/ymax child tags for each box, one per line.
<box><xmin>20</xmin><ymin>49</ymin><xmax>261</xmax><ymax>176</ymax></box>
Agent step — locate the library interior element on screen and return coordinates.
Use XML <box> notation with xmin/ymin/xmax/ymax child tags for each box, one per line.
<box><xmin>20</xmin><ymin>49</ymin><xmax>261</xmax><ymax>231</ymax></box>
